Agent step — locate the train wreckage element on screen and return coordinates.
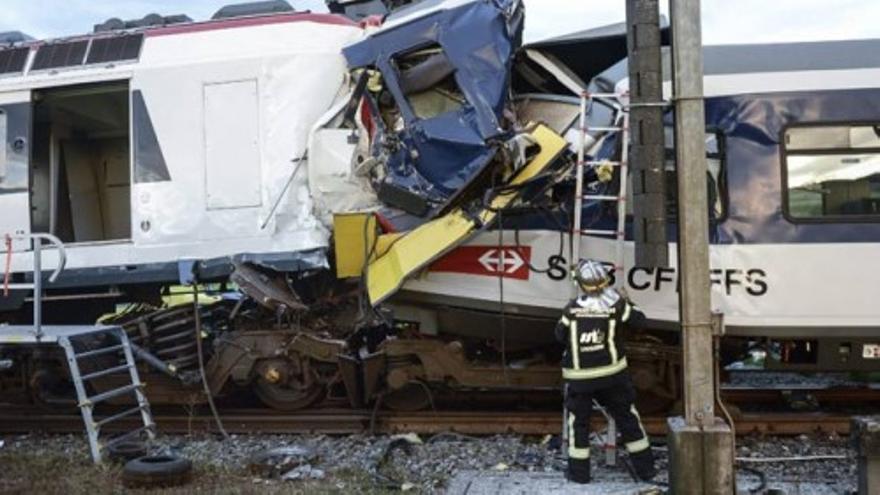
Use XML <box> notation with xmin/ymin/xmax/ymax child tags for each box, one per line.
<box><xmin>1</xmin><ymin>0</ymin><xmax>880</xmax><ymax>415</ymax></box>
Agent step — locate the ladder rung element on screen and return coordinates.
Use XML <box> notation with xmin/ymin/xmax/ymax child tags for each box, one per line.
<box><xmin>81</xmin><ymin>364</ymin><xmax>134</xmax><ymax>382</ymax></box>
<box><xmin>582</xmin><ymin>92</ymin><xmax>625</xmax><ymax>99</ymax></box>
<box><xmin>83</xmin><ymin>383</ymin><xmax>142</xmax><ymax>406</ymax></box>
<box><xmin>580</xmin><ymin>229</ymin><xmax>623</xmax><ymax>237</ymax></box>
<box><xmin>95</xmin><ymin>405</ymin><xmax>148</xmax><ymax>428</ymax></box>
<box><xmin>104</xmin><ymin>424</ymin><xmax>154</xmax><ymax>449</ymax></box>
<box><xmin>74</xmin><ymin>344</ymin><xmax>125</xmax><ymax>359</ymax></box>
<box><xmin>583</xmin><ymin>195</ymin><xmax>622</xmax><ymax>201</ymax></box>
<box><xmin>577</xmin><ymin>126</ymin><xmax>624</xmax><ymax>132</ymax></box>
<box><xmin>580</xmin><ymin>160</ymin><xmax>623</xmax><ymax>167</ymax></box>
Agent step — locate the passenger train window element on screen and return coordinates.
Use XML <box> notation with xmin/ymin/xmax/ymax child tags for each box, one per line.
<box><xmin>0</xmin><ymin>111</ymin><xmax>6</xmax><ymax>187</ymax></box>
<box><xmin>624</xmin><ymin>129</ymin><xmax>726</xmax><ymax>221</ymax></box>
<box><xmin>784</xmin><ymin>124</ymin><xmax>880</xmax><ymax>220</ymax></box>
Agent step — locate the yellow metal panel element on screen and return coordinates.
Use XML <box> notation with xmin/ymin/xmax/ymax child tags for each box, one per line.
<box><xmin>333</xmin><ymin>213</ymin><xmax>377</xmax><ymax>279</ymax></box>
<box><xmin>366</xmin><ymin>125</ymin><xmax>567</xmax><ymax>304</ymax></box>
<box><xmin>375</xmin><ymin>232</ymin><xmax>404</xmax><ymax>258</ymax></box>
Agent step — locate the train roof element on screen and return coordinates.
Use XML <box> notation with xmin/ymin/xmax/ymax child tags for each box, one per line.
<box><xmin>702</xmin><ymin>39</ymin><xmax>880</xmax><ymax>75</ymax></box>
<box><xmin>588</xmin><ymin>38</ymin><xmax>880</xmax><ymax>98</ymax></box>
<box><xmin>0</xmin><ymin>10</ymin><xmax>358</xmax><ymax>92</ymax></box>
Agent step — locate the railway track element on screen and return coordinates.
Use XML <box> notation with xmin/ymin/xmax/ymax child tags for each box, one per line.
<box><xmin>0</xmin><ymin>407</ymin><xmax>856</xmax><ymax>437</ymax></box>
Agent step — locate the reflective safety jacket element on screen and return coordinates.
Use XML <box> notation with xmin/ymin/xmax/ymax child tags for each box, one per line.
<box><xmin>555</xmin><ymin>291</ymin><xmax>646</xmax><ymax>382</ymax></box>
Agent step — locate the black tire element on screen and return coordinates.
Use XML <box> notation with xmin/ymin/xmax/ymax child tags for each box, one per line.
<box><xmin>107</xmin><ymin>441</ymin><xmax>148</xmax><ymax>463</ymax></box>
<box><xmin>122</xmin><ymin>455</ymin><xmax>193</xmax><ymax>488</ymax></box>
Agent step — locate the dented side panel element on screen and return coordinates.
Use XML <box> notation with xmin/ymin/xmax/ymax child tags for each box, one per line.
<box><xmin>343</xmin><ymin>0</ymin><xmax>524</xmax><ymax>205</ymax></box>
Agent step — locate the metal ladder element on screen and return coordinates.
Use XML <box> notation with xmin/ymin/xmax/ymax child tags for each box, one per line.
<box><xmin>567</xmin><ymin>92</ymin><xmax>631</xmax><ymax>467</ymax></box>
<box><xmin>570</xmin><ymin>90</ymin><xmax>631</xmax><ymax>286</ymax></box>
<box><xmin>2</xmin><ymin>233</ymin><xmax>155</xmax><ymax>463</ymax></box>
<box><xmin>59</xmin><ymin>329</ymin><xmax>156</xmax><ymax>463</ymax></box>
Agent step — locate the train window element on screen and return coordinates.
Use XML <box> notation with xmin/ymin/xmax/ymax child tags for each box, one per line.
<box><xmin>784</xmin><ymin>124</ymin><xmax>880</xmax><ymax>220</ymax></box>
<box><xmin>0</xmin><ymin>111</ymin><xmax>7</xmax><ymax>187</ymax></box>
<box><xmin>660</xmin><ymin>129</ymin><xmax>726</xmax><ymax>221</ymax></box>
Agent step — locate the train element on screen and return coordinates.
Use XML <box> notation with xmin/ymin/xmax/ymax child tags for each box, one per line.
<box><xmin>1</xmin><ymin>0</ymin><xmax>878</xmax><ymax>414</ymax></box>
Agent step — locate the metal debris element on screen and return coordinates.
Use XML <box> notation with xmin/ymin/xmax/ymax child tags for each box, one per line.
<box><xmin>281</xmin><ymin>464</ymin><xmax>326</xmax><ymax>481</ymax></box>
<box><xmin>248</xmin><ymin>445</ymin><xmax>317</xmax><ymax>478</ymax></box>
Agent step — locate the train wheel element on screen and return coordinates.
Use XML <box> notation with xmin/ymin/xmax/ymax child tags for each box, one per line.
<box><xmin>253</xmin><ymin>358</ymin><xmax>323</xmax><ymax>411</ymax></box>
<box><xmin>382</xmin><ymin>382</ymin><xmax>432</xmax><ymax>412</ymax></box>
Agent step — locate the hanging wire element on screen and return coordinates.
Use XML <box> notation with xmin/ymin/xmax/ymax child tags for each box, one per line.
<box><xmin>193</xmin><ymin>283</ymin><xmax>229</xmax><ymax>440</ymax></box>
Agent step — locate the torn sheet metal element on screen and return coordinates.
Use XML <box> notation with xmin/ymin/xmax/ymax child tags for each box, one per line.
<box><xmin>307</xmin><ymin>90</ymin><xmax>381</xmax><ymax>225</ymax></box>
<box><xmin>366</xmin><ymin>124</ymin><xmax>566</xmax><ymax>305</ymax></box>
<box><xmin>230</xmin><ymin>262</ymin><xmax>307</xmax><ymax>314</ymax></box>
<box><xmin>517</xmin><ymin>19</ymin><xmax>670</xmax><ymax>95</ymax></box>
<box><xmin>343</xmin><ymin>0</ymin><xmax>524</xmax><ymax>211</ymax></box>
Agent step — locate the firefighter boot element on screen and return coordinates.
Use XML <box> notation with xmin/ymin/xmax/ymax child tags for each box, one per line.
<box><xmin>565</xmin><ymin>458</ymin><xmax>591</xmax><ymax>484</ymax></box>
<box><xmin>630</xmin><ymin>449</ymin><xmax>656</xmax><ymax>482</ymax></box>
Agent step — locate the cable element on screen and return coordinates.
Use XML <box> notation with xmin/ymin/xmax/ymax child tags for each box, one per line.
<box><xmin>495</xmin><ymin>181</ymin><xmax>509</xmax><ymax>386</ymax></box>
<box><xmin>512</xmin><ymin>206</ymin><xmax>567</xmax><ymax>274</ymax></box>
<box><xmin>193</xmin><ymin>283</ymin><xmax>229</xmax><ymax>440</ymax></box>
<box><xmin>3</xmin><ymin>235</ymin><xmax>12</xmax><ymax>297</ymax></box>
<box><xmin>737</xmin><ymin>455</ymin><xmax>848</xmax><ymax>463</ymax></box>
<box><xmin>738</xmin><ymin>465</ymin><xmax>768</xmax><ymax>494</ymax></box>
<box><xmin>714</xmin><ymin>330</ymin><xmax>737</xmax><ymax>487</ymax></box>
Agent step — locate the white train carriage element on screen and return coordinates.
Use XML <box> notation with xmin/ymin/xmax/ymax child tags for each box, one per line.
<box><xmin>0</xmin><ymin>9</ymin><xmax>364</xmax><ymax>311</ymax></box>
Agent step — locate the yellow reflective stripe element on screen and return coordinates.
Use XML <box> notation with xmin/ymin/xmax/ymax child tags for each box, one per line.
<box><xmin>567</xmin><ymin>413</ymin><xmax>590</xmax><ymax>459</ymax></box>
<box><xmin>622</xmin><ymin>302</ymin><xmax>631</xmax><ymax>322</ymax></box>
<box><xmin>625</xmin><ymin>404</ymin><xmax>650</xmax><ymax>453</ymax></box>
<box><xmin>563</xmin><ymin>357</ymin><xmax>628</xmax><ymax>380</ymax></box>
<box><xmin>625</xmin><ymin>437</ymin><xmax>650</xmax><ymax>453</ymax></box>
<box><xmin>569</xmin><ymin>321</ymin><xmax>580</xmax><ymax>369</ymax></box>
<box><xmin>608</xmin><ymin>319</ymin><xmax>618</xmax><ymax>363</ymax></box>
<box><xmin>560</xmin><ymin>315</ymin><xmax>571</xmax><ymax>326</ymax></box>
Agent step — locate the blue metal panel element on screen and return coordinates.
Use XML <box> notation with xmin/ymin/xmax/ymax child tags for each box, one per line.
<box><xmin>708</xmin><ymin>88</ymin><xmax>880</xmax><ymax>244</ymax></box>
<box><xmin>343</xmin><ymin>0</ymin><xmax>523</xmax><ymax>208</ymax></box>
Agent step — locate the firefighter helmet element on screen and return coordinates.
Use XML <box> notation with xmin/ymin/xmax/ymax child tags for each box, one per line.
<box><xmin>573</xmin><ymin>259</ymin><xmax>611</xmax><ymax>292</ymax></box>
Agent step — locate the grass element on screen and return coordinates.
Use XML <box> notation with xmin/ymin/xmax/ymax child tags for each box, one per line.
<box><xmin>0</xmin><ymin>450</ymin><xmax>403</xmax><ymax>495</ymax></box>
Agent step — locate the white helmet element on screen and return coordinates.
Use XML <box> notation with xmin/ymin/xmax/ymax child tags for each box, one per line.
<box><xmin>574</xmin><ymin>259</ymin><xmax>611</xmax><ymax>293</ymax></box>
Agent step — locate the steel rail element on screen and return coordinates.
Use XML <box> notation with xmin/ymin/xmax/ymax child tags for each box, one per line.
<box><xmin>0</xmin><ymin>408</ymin><xmax>856</xmax><ymax>437</ymax></box>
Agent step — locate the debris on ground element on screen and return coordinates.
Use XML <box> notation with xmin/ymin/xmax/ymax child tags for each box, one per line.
<box><xmin>248</xmin><ymin>445</ymin><xmax>317</xmax><ymax>478</ymax></box>
<box><xmin>0</xmin><ymin>432</ymin><xmax>858</xmax><ymax>493</ymax></box>
<box><xmin>280</xmin><ymin>464</ymin><xmax>326</xmax><ymax>481</ymax></box>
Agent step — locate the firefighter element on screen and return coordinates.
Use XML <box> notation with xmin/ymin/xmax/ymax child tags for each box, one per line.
<box><xmin>556</xmin><ymin>259</ymin><xmax>656</xmax><ymax>484</ymax></box>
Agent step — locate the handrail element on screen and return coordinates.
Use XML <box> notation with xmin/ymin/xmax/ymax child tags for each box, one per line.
<box><xmin>3</xmin><ymin>233</ymin><xmax>67</xmax><ymax>287</ymax></box>
<box><xmin>1</xmin><ymin>232</ymin><xmax>68</xmax><ymax>341</ymax></box>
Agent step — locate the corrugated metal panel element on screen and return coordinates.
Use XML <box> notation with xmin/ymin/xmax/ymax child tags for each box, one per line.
<box><xmin>31</xmin><ymin>40</ymin><xmax>88</xmax><ymax>71</ymax></box>
<box><xmin>86</xmin><ymin>34</ymin><xmax>144</xmax><ymax>64</ymax></box>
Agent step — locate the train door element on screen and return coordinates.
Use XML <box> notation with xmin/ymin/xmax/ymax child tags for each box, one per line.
<box><xmin>30</xmin><ymin>81</ymin><xmax>131</xmax><ymax>244</ymax></box>
<box><xmin>0</xmin><ymin>90</ymin><xmax>32</xmax><ymax>252</ymax></box>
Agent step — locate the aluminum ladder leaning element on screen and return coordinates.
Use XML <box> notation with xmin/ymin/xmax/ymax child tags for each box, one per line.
<box><xmin>1</xmin><ymin>233</ymin><xmax>156</xmax><ymax>463</ymax></box>
<box><xmin>58</xmin><ymin>328</ymin><xmax>156</xmax><ymax>463</ymax></box>
<box><xmin>570</xmin><ymin>91</ymin><xmax>631</xmax><ymax>284</ymax></box>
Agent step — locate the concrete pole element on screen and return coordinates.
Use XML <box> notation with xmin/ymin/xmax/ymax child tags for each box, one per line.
<box><xmin>669</xmin><ymin>0</ymin><xmax>714</xmax><ymax>429</ymax></box>
<box><xmin>852</xmin><ymin>417</ymin><xmax>880</xmax><ymax>495</ymax></box>
<box><xmin>666</xmin><ymin>0</ymin><xmax>735</xmax><ymax>492</ymax></box>
<box><xmin>626</xmin><ymin>0</ymin><xmax>668</xmax><ymax>269</ymax></box>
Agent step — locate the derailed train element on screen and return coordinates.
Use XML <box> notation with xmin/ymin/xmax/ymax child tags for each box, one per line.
<box><xmin>1</xmin><ymin>0</ymin><xmax>879</xmax><ymax>412</ymax></box>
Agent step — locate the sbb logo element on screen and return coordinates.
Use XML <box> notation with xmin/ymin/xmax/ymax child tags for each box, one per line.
<box><xmin>431</xmin><ymin>246</ymin><xmax>531</xmax><ymax>280</ymax></box>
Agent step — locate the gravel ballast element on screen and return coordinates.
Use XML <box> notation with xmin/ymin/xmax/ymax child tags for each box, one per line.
<box><xmin>0</xmin><ymin>431</ymin><xmax>857</xmax><ymax>493</ymax></box>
